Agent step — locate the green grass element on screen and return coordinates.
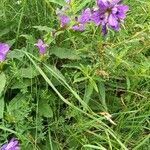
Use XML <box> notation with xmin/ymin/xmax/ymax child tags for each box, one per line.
<box><xmin>0</xmin><ymin>0</ymin><xmax>150</xmax><ymax>149</ymax></box>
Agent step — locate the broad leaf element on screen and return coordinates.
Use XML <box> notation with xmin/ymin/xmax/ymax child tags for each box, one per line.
<box><xmin>50</xmin><ymin>47</ymin><xmax>80</xmax><ymax>60</ymax></box>
<box><xmin>6</xmin><ymin>93</ymin><xmax>31</xmax><ymax>122</ymax></box>
<box><xmin>33</xmin><ymin>26</ymin><xmax>54</xmax><ymax>32</ymax></box>
<box><xmin>7</xmin><ymin>49</ymin><xmax>25</xmax><ymax>60</ymax></box>
<box><xmin>38</xmin><ymin>100</ymin><xmax>53</xmax><ymax>118</ymax></box>
<box><xmin>18</xmin><ymin>66</ymin><xmax>39</xmax><ymax>79</ymax></box>
<box><xmin>0</xmin><ymin>97</ymin><xmax>4</xmax><ymax>119</ymax></box>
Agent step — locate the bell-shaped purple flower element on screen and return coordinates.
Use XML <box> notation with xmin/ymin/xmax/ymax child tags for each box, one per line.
<box><xmin>0</xmin><ymin>138</ymin><xmax>20</xmax><ymax>150</ymax></box>
<box><xmin>78</xmin><ymin>8</ymin><xmax>92</xmax><ymax>24</ymax></box>
<box><xmin>91</xmin><ymin>0</ymin><xmax>129</xmax><ymax>35</ymax></box>
<box><xmin>0</xmin><ymin>43</ymin><xmax>10</xmax><ymax>62</ymax></box>
<box><xmin>72</xmin><ymin>8</ymin><xmax>91</xmax><ymax>31</ymax></box>
<box><xmin>56</xmin><ymin>6</ymin><xmax>70</xmax><ymax>28</ymax></box>
<box><xmin>35</xmin><ymin>39</ymin><xmax>48</xmax><ymax>55</ymax></box>
<box><xmin>72</xmin><ymin>24</ymin><xmax>85</xmax><ymax>31</ymax></box>
<box><xmin>59</xmin><ymin>15</ymin><xmax>70</xmax><ymax>27</ymax></box>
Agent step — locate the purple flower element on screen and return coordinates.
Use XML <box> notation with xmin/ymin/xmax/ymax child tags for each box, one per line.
<box><xmin>0</xmin><ymin>43</ymin><xmax>10</xmax><ymax>62</ymax></box>
<box><xmin>78</xmin><ymin>8</ymin><xmax>91</xmax><ymax>24</ymax></box>
<box><xmin>0</xmin><ymin>138</ymin><xmax>20</xmax><ymax>150</ymax></box>
<box><xmin>35</xmin><ymin>39</ymin><xmax>48</xmax><ymax>55</ymax></box>
<box><xmin>72</xmin><ymin>8</ymin><xmax>91</xmax><ymax>31</ymax></box>
<box><xmin>59</xmin><ymin>15</ymin><xmax>70</xmax><ymax>27</ymax></box>
<box><xmin>72</xmin><ymin>24</ymin><xmax>85</xmax><ymax>31</ymax></box>
<box><xmin>92</xmin><ymin>0</ymin><xmax>129</xmax><ymax>35</ymax></box>
<box><xmin>56</xmin><ymin>5</ymin><xmax>70</xmax><ymax>28</ymax></box>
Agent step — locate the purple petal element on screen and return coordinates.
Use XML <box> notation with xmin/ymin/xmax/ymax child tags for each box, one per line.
<box><xmin>111</xmin><ymin>0</ymin><xmax>121</xmax><ymax>5</ymax></box>
<box><xmin>91</xmin><ymin>10</ymin><xmax>102</xmax><ymax>26</ymax></box>
<box><xmin>72</xmin><ymin>24</ymin><xmax>85</xmax><ymax>31</ymax></box>
<box><xmin>35</xmin><ymin>39</ymin><xmax>48</xmax><ymax>55</ymax></box>
<box><xmin>108</xmin><ymin>14</ymin><xmax>118</xmax><ymax>28</ymax></box>
<box><xmin>115</xmin><ymin>5</ymin><xmax>129</xmax><ymax>19</ymax></box>
<box><xmin>0</xmin><ymin>143</ymin><xmax>8</xmax><ymax>150</ymax></box>
<box><xmin>0</xmin><ymin>53</ymin><xmax>6</xmax><ymax>62</ymax></box>
<box><xmin>0</xmin><ymin>43</ymin><xmax>10</xmax><ymax>55</ymax></box>
<box><xmin>59</xmin><ymin>15</ymin><xmax>70</xmax><ymax>27</ymax></box>
<box><xmin>97</xmin><ymin>0</ymin><xmax>109</xmax><ymax>10</ymax></box>
<box><xmin>78</xmin><ymin>8</ymin><xmax>91</xmax><ymax>24</ymax></box>
<box><xmin>0</xmin><ymin>138</ymin><xmax>20</xmax><ymax>150</ymax></box>
<box><xmin>117</xmin><ymin>5</ymin><xmax>129</xmax><ymax>12</ymax></box>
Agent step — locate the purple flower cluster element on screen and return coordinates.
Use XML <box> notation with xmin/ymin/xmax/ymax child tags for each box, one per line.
<box><xmin>35</xmin><ymin>39</ymin><xmax>48</xmax><ymax>55</ymax></box>
<box><xmin>57</xmin><ymin>0</ymin><xmax>129</xmax><ymax>35</ymax></box>
<box><xmin>57</xmin><ymin>3</ymin><xmax>92</xmax><ymax>31</ymax></box>
<box><xmin>0</xmin><ymin>138</ymin><xmax>20</xmax><ymax>150</ymax></box>
<box><xmin>72</xmin><ymin>8</ymin><xmax>92</xmax><ymax>31</ymax></box>
<box><xmin>92</xmin><ymin>0</ymin><xmax>129</xmax><ymax>35</ymax></box>
<box><xmin>0</xmin><ymin>43</ymin><xmax>10</xmax><ymax>62</ymax></box>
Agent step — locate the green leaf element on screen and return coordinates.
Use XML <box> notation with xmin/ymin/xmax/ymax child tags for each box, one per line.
<box><xmin>75</xmin><ymin>0</ymin><xmax>91</xmax><ymax>13</ymax></box>
<box><xmin>46</xmin><ymin>0</ymin><xmax>66</xmax><ymax>6</ymax></box>
<box><xmin>51</xmin><ymin>47</ymin><xmax>80</xmax><ymax>60</ymax></box>
<box><xmin>7</xmin><ymin>49</ymin><xmax>25</xmax><ymax>60</ymax></box>
<box><xmin>6</xmin><ymin>93</ymin><xmax>31</xmax><ymax>122</ymax></box>
<box><xmin>33</xmin><ymin>26</ymin><xmax>54</xmax><ymax>33</ymax></box>
<box><xmin>90</xmin><ymin>79</ymin><xmax>98</xmax><ymax>93</ymax></box>
<box><xmin>0</xmin><ymin>97</ymin><xmax>4</xmax><ymax>119</ymax></box>
<box><xmin>0</xmin><ymin>72</ymin><xmax>6</xmax><ymax>119</ymax></box>
<box><xmin>98</xmin><ymin>81</ymin><xmax>107</xmax><ymax>111</ymax></box>
<box><xmin>38</xmin><ymin>100</ymin><xmax>53</xmax><ymax>118</ymax></box>
<box><xmin>83</xmin><ymin>83</ymin><xmax>93</xmax><ymax>104</ymax></box>
<box><xmin>11</xmin><ymin>78</ymin><xmax>36</xmax><ymax>89</ymax></box>
<box><xmin>0</xmin><ymin>72</ymin><xmax>6</xmax><ymax>95</ymax></box>
<box><xmin>18</xmin><ymin>66</ymin><xmax>39</xmax><ymax>79</ymax></box>
<box><xmin>73</xmin><ymin>77</ymin><xmax>88</xmax><ymax>83</ymax></box>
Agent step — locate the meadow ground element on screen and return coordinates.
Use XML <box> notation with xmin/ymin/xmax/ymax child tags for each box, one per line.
<box><xmin>0</xmin><ymin>0</ymin><xmax>150</xmax><ymax>149</ymax></box>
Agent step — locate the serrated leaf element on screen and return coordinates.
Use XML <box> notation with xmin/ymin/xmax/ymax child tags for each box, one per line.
<box><xmin>0</xmin><ymin>72</ymin><xmax>6</xmax><ymax>95</ymax></box>
<box><xmin>11</xmin><ymin>78</ymin><xmax>36</xmax><ymax>89</ymax></box>
<box><xmin>18</xmin><ymin>66</ymin><xmax>39</xmax><ymax>78</ymax></box>
<box><xmin>20</xmin><ymin>34</ymin><xmax>35</xmax><ymax>44</ymax></box>
<box><xmin>51</xmin><ymin>47</ymin><xmax>80</xmax><ymax>60</ymax></box>
<box><xmin>7</xmin><ymin>49</ymin><xmax>25</xmax><ymax>60</ymax></box>
<box><xmin>0</xmin><ymin>97</ymin><xmax>4</xmax><ymax>119</ymax></box>
<box><xmin>38</xmin><ymin>100</ymin><xmax>53</xmax><ymax>118</ymax></box>
<box><xmin>6</xmin><ymin>93</ymin><xmax>31</xmax><ymax>122</ymax></box>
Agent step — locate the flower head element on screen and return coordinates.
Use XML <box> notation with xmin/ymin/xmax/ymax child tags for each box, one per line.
<box><xmin>0</xmin><ymin>43</ymin><xmax>10</xmax><ymax>62</ymax></box>
<box><xmin>56</xmin><ymin>6</ymin><xmax>70</xmax><ymax>28</ymax></box>
<box><xmin>0</xmin><ymin>138</ymin><xmax>20</xmax><ymax>150</ymax></box>
<box><xmin>72</xmin><ymin>8</ymin><xmax>91</xmax><ymax>31</ymax></box>
<box><xmin>78</xmin><ymin>8</ymin><xmax>91</xmax><ymax>24</ymax></box>
<box><xmin>35</xmin><ymin>39</ymin><xmax>48</xmax><ymax>55</ymax></box>
<box><xmin>72</xmin><ymin>24</ymin><xmax>85</xmax><ymax>31</ymax></box>
<box><xmin>59</xmin><ymin>15</ymin><xmax>70</xmax><ymax>27</ymax></box>
<box><xmin>92</xmin><ymin>0</ymin><xmax>129</xmax><ymax>35</ymax></box>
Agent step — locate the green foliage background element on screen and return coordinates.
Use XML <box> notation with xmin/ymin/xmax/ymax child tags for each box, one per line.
<box><xmin>0</xmin><ymin>0</ymin><xmax>150</xmax><ymax>149</ymax></box>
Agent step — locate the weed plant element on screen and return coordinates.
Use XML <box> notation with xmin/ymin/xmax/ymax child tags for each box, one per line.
<box><xmin>0</xmin><ymin>0</ymin><xmax>150</xmax><ymax>149</ymax></box>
